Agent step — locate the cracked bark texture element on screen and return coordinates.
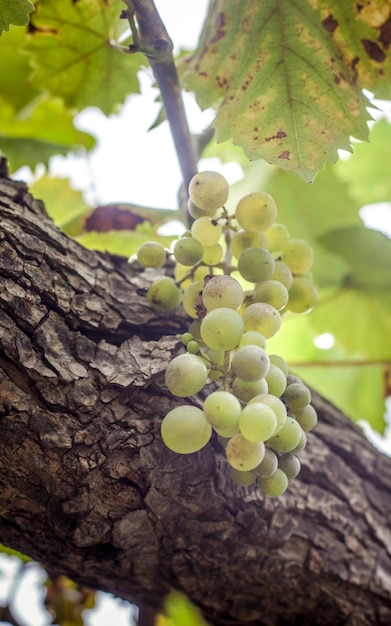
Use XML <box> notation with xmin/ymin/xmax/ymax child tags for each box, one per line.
<box><xmin>0</xmin><ymin>172</ymin><xmax>390</xmax><ymax>626</ymax></box>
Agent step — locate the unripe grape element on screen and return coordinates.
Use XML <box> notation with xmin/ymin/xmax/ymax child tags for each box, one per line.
<box><xmin>231</xmin><ymin>230</ymin><xmax>269</xmax><ymax>259</ymax></box>
<box><xmin>232</xmin><ymin>377</ymin><xmax>268</xmax><ymax>402</ymax></box>
<box><xmin>239</xmin><ymin>330</ymin><xmax>267</xmax><ymax>349</ymax></box>
<box><xmin>254</xmin><ymin>280</ymin><xmax>289</xmax><ymax>310</ymax></box>
<box><xmin>268</xmin><ymin>416</ymin><xmax>303</xmax><ymax>453</ymax></box>
<box><xmin>189</xmin><ymin>171</ymin><xmax>229</xmax><ymax>211</ymax></box>
<box><xmin>174</xmin><ymin>237</ymin><xmax>204</xmax><ymax>266</ymax></box>
<box><xmin>293</xmin><ymin>404</ymin><xmax>318</xmax><ymax>431</ymax></box>
<box><xmin>161</xmin><ymin>405</ymin><xmax>212</xmax><ymax>454</ymax></box>
<box><xmin>238</xmin><ymin>402</ymin><xmax>277</xmax><ymax>442</ymax></box>
<box><xmin>265</xmin><ymin>364</ymin><xmax>287</xmax><ymax>397</ymax></box>
<box><xmin>165</xmin><ymin>353</ymin><xmax>208</xmax><ymax>397</ymax></box>
<box><xmin>226</xmin><ymin>434</ymin><xmax>265</xmax><ymax>471</ymax></box>
<box><xmin>254</xmin><ymin>448</ymin><xmax>278</xmax><ymax>477</ymax></box>
<box><xmin>200</xmin><ymin>308</ymin><xmax>244</xmax><ymax>351</ymax></box>
<box><xmin>238</xmin><ymin>247</ymin><xmax>275</xmax><ymax>283</ymax></box>
<box><xmin>243</xmin><ymin>303</ymin><xmax>281</xmax><ymax>338</ymax></box>
<box><xmin>269</xmin><ymin>354</ymin><xmax>289</xmax><ymax>376</ymax></box>
<box><xmin>137</xmin><ymin>241</ymin><xmax>166</xmax><ymax>268</ymax></box>
<box><xmin>283</xmin><ymin>382</ymin><xmax>311</xmax><ymax>410</ymax></box>
<box><xmin>203</xmin><ymin>390</ymin><xmax>241</xmax><ymax>430</ymax></box>
<box><xmin>287</xmin><ymin>277</ymin><xmax>318</xmax><ymax>313</ymax></box>
<box><xmin>191</xmin><ymin>216</ymin><xmax>222</xmax><ymax>246</ymax></box>
<box><xmin>249</xmin><ymin>393</ymin><xmax>287</xmax><ymax>432</ymax></box>
<box><xmin>202</xmin><ymin>243</ymin><xmax>224</xmax><ymax>265</ymax></box>
<box><xmin>147</xmin><ymin>277</ymin><xmax>182</xmax><ymax>312</ymax></box>
<box><xmin>281</xmin><ymin>238</ymin><xmax>314</xmax><ymax>274</ymax></box>
<box><xmin>257</xmin><ymin>468</ymin><xmax>288</xmax><ymax>496</ymax></box>
<box><xmin>235</xmin><ymin>192</ymin><xmax>277</xmax><ymax>232</ymax></box>
<box><xmin>202</xmin><ymin>275</ymin><xmax>243</xmax><ymax>311</ymax></box>
<box><xmin>231</xmin><ymin>345</ymin><xmax>270</xmax><ymax>382</ymax></box>
<box><xmin>265</xmin><ymin>223</ymin><xmax>290</xmax><ymax>252</ymax></box>
<box><xmin>187</xmin><ymin>340</ymin><xmax>200</xmax><ymax>354</ymax></box>
<box><xmin>271</xmin><ymin>260</ymin><xmax>293</xmax><ymax>289</ymax></box>
<box><xmin>181</xmin><ymin>332</ymin><xmax>193</xmax><ymax>346</ymax></box>
<box><xmin>278</xmin><ymin>453</ymin><xmax>301</xmax><ymax>479</ymax></box>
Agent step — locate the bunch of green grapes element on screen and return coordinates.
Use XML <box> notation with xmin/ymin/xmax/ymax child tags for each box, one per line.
<box><xmin>133</xmin><ymin>171</ymin><xmax>318</xmax><ymax>497</ymax></box>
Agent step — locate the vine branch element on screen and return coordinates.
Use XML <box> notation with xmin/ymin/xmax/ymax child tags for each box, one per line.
<box><xmin>122</xmin><ymin>0</ymin><xmax>198</xmax><ymax>222</ymax></box>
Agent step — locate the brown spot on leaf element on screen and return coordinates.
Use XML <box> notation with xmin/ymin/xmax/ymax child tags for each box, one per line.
<box><xmin>379</xmin><ymin>17</ymin><xmax>391</xmax><ymax>49</ymax></box>
<box><xmin>334</xmin><ymin>75</ymin><xmax>341</xmax><ymax>84</ymax></box>
<box><xmin>322</xmin><ymin>14</ymin><xmax>338</xmax><ymax>33</ymax></box>
<box><xmin>361</xmin><ymin>39</ymin><xmax>386</xmax><ymax>62</ymax></box>
<box><xmin>211</xmin><ymin>11</ymin><xmax>226</xmax><ymax>43</ymax></box>
<box><xmin>278</xmin><ymin>151</ymin><xmax>290</xmax><ymax>160</ymax></box>
<box><xmin>85</xmin><ymin>206</ymin><xmax>145</xmax><ymax>232</ymax></box>
<box><xmin>356</xmin><ymin>4</ymin><xmax>363</xmax><ymax>12</ymax></box>
<box><xmin>265</xmin><ymin>131</ymin><xmax>287</xmax><ymax>142</ymax></box>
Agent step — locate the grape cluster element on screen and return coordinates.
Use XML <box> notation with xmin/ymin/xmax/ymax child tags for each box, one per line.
<box><xmin>134</xmin><ymin>171</ymin><xmax>318</xmax><ymax>497</ymax></box>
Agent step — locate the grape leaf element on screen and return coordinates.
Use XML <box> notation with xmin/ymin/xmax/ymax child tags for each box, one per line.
<box><xmin>0</xmin><ymin>0</ymin><xmax>34</xmax><ymax>35</ymax></box>
<box><xmin>0</xmin><ymin>25</ymin><xmax>39</xmax><ymax>109</ymax></box>
<box><xmin>25</xmin><ymin>0</ymin><xmax>141</xmax><ymax>114</ymax></box>
<box><xmin>183</xmin><ymin>0</ymin><xmax>378</xmax><ymax>181</ymax></box>
<box><xmin>76</xmin><ymin>230</ymin><xmax>175</xmax><ymax>258</ymax></box>
<box><xmin>0</xmin><ymin>96</ymin><xmax>95</xmax><ymax>171</ymax></box>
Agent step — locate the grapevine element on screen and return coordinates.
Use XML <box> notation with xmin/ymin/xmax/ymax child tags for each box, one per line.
<box><xmin>133</xmin><ymin>171</ymin><xmax>318</xmax><ymax>497</ymax></box>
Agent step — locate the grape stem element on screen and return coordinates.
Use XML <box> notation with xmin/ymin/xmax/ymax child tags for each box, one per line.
<box><xmin>223</xmin><ymin>351</ymin><xmax>232</xmax><ymax>392</ymax></box>
<box><xmin>123</xmin><ymin>0</ymin><xmax>198</xmax><ymax>223</ymax></box>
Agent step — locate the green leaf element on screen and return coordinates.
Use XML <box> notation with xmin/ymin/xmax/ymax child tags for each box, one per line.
<box><xmin>76</xmin><ymin>229</ymin><xmax>174</xmax><ymax>258</ymax></box>
<box><xmin>0</xmin><ymin>96</ymin><xmax>95</xmax><ymax>170</ymax></box>
<box><xmin>0</xmin><ymin>543</ymin><xmax>31</xmax><ymax>562</ymax></box>
<box><xmin>0</xmin><ymin>25</ymin><xmax>39</xmax><ymax>109</ymax></box>
<box><xmin>29</xmin><ymin>175</ymin><xmax>91</xmax><ymax>236</ymax></box>
<box><xmin>161</xmin><ymin>592</ymin><xmax>208</xmax><ymax>626</ymax></box>
<box><xmin>183</xmin><ymin>0</ymin><xmax>371</xmax><ymax>181</ymax></box>
<box><xmin>25</xmin><ymin>0</ymin><xmax>142</xmax><ymax>114</ymax></box>
<box><xmin>337</xmin><ymin>118</ymin><xmax>391</xmax><ymax>205</ymax></box>
<box><xmin>0</xmin><ymin>0</ymin><xmax>34</xmax><ymax>35</ymax></box>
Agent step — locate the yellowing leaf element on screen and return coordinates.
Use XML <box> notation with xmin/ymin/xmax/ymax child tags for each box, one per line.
<box><xmin>25</xmin><ymin>0</ymin><xmax>142</xmax><ymax>114</ymax></box>
<box><xmin>0</xmin><ymin>0</ymin><xmax>34</xmax><ymax>35</ymax></box>
<box><xmin>183</xmin><ymin>0</ymin><xmax>373</xmax><ymax>180</ymax></box>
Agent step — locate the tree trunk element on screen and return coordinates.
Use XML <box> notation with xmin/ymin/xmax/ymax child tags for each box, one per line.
<box><xmin>0</xmin><ymin>171</ymin><xmax>390</xmax><ymax>626</ymax></box>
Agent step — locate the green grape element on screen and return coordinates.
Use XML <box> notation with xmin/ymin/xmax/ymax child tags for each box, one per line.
<box><xmin>232</xmin><ymin>377</ymin><xmax>268</xmax><ymax>402</ymax></box>
<box><xmin>283</xmin><ymin>382</ymin><xmax>311</xmax><ymax>410</ymax></box>
<box><xmin>248</xmin><ymin>393</ymin><xmax>287</xmax><ymax>433</ymax></box>
<box><xmin>165</xmin><ymin>353</ymin><xmax>208</xmax><ymax>397</ymax></box>
<box><xmin>293</xmin><ymin>404</ymin><xmax>318</xmax><ymax>431</ymax></box>
<box><xmin>161</xmin><ymin>405</ymin><xmax>212</xmax><ymax>454</ymax></box>
<box><xmin>235</xmin><ymin>192</ymin><xmax>277</xmax><ymax>232</ymax></box>
<box><xmin>173</xmin><ymin>237</ymin><xmax>204</xmax><ymax>266</ymax></box>
<box><xmin>137</xmin><ymin>241</ymin><xmax>166</xmax><ymax>268</ymax></box>
<box><xmin>287</xmin><ymin>277</ymin><xmax>318</xmax><ymax>313</ymax></box>
<box><xmin>271</xmin><ymin>260</ymin><xmax>293</xmax><ymax>289</ymax></box>
<box><xmin>191</xmin><ymin>216</ymin><xmax>222</xmax><ymax>246</ymax></box>
<box><xmin>292</xmin><ymin>430</ymin><xmax>307</xmax><ymax>453</ymax></box>
<box><xmin>231</xmin><ymin>345</ymin><xmax>270</xmax><ymax>382</ymax></box>
<box><xmin>189</xmin><ymin>171</ymin><xmax>229</xmax><ymax>211</ymax></box>
<box><xmin>231</xmin><ymin>230</ymin><xmax>269</xmax><ymax>259</ymax></box>
<box><xmin>203</xmin><ymin>390</ymin><xmax>241</xmax><ymax>430</ymax></box>
<box><xmin>188</xmin><ymin>320</ymin><xmax>202</xmax><ymax>340</ymax></box>
<box><xmin>238</xmin><ymin>402</ymin><xmax>277</xmax><ymax>442</ymax></box>
<box><xmin>254</xmin><ymin>280</ymin><xmax>289</xmax><ymax>310</ymax></box>
<box><xmin>202</xmin><ymin>243</ymin><xmax>224</xmax><ymax>265</ymax></box>
<box><xmin>230</xmin><ymin>468</ymin><xmax>256</xmax><ymax>486</ymax></box>
<box><xmin>226</xmin><ymin>434</ymin><xmax>265</xmax><ymax>471</ymax></box>
<box><xmin>182</xmin><ymin>281</ymin><xmax>204</xmax><ymax>319</ymax></box>
<box><xmin>265</xmin><ymin>223</ymin><xmax>290</xmax><ymax>252</ymax></box>
<box><xmin>238</xmin><ymin>247</ymin><xmax>275</xmax><ymax>283</ymax></box>
<box><xmin>281</xmin><ymin>239</ymin><xmax>314</xmax><ymax>275</ymax></box>
<box><xmin>214</xmin><ymin>423</ymin><xmax>240</xmax><ymax>438</ymax></box>
<box><xmin>257</xmin><ymin>468</ymin><xmax>288</xmax><ymax>496</ymax></box>
<box><xmin>200</xmin><ymin>308</ymin><xmax>244</xmax><ymax>351</ymax></box>
<box><xmin>268</xmin><ymin>416</ymin><xmax>303</xmax><ymax>453</ymax></box>
<box><xmin>278</xmin><ymin>453</ymin><xmax>301</xmax><ymax>479</ymax></box>
<box><xmin>188</xmin><ymin>198</ymin><xmax>217</xmax><ymax>219</ymax></box>
<box><xmin>202</xmin><ymin>275</ymin><xmax>243</xmax><ymax>311</ymax></box>
<box><xmin>254</xmin><ymin>448</ymin><xmax>278</xmax><ymax>477</ymax></box>
<box><xmin>187</xmin><ymin>340</ymin><xmax>200</xmax><ymax>354</ymax></box>
<box><xmin>147</xmin><ymin>277</ymin><xmax>182</xmax><ymax>312</ymax></box>
<box><xmin>181</xmin><ymin>332</ymin><xmax>193</xmax><ymax>346</ymax></box>
<box><xmin>239</xmin><ymin>330</ymin><xmax>267</xmax><ymax>349</ymax></box>
<box><xmin>265</xmin><ymin>364</ymin><xmax>287</xmax><ymax>397</ymax></box>
<box><xmin>243</xmin><ymin>303</ymin><xmax>281</xmax><ymax>338</ymax></box>
<box><xmin>269</xmin><ymin>354</ymin><xmax>289</xmax><ymax>376</ymax></box>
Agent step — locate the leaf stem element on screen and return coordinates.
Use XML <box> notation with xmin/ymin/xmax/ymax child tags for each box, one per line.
<box><xmin>123</xmin><ymin>0</ymin><xmax>198</xmax><ymax>223</ymax></box>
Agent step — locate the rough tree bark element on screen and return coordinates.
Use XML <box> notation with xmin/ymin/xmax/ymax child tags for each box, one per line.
<box><xmin>0</xmin><ymin>171</ymin><xmax>390</xmax><ymax>626</ymax></box>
